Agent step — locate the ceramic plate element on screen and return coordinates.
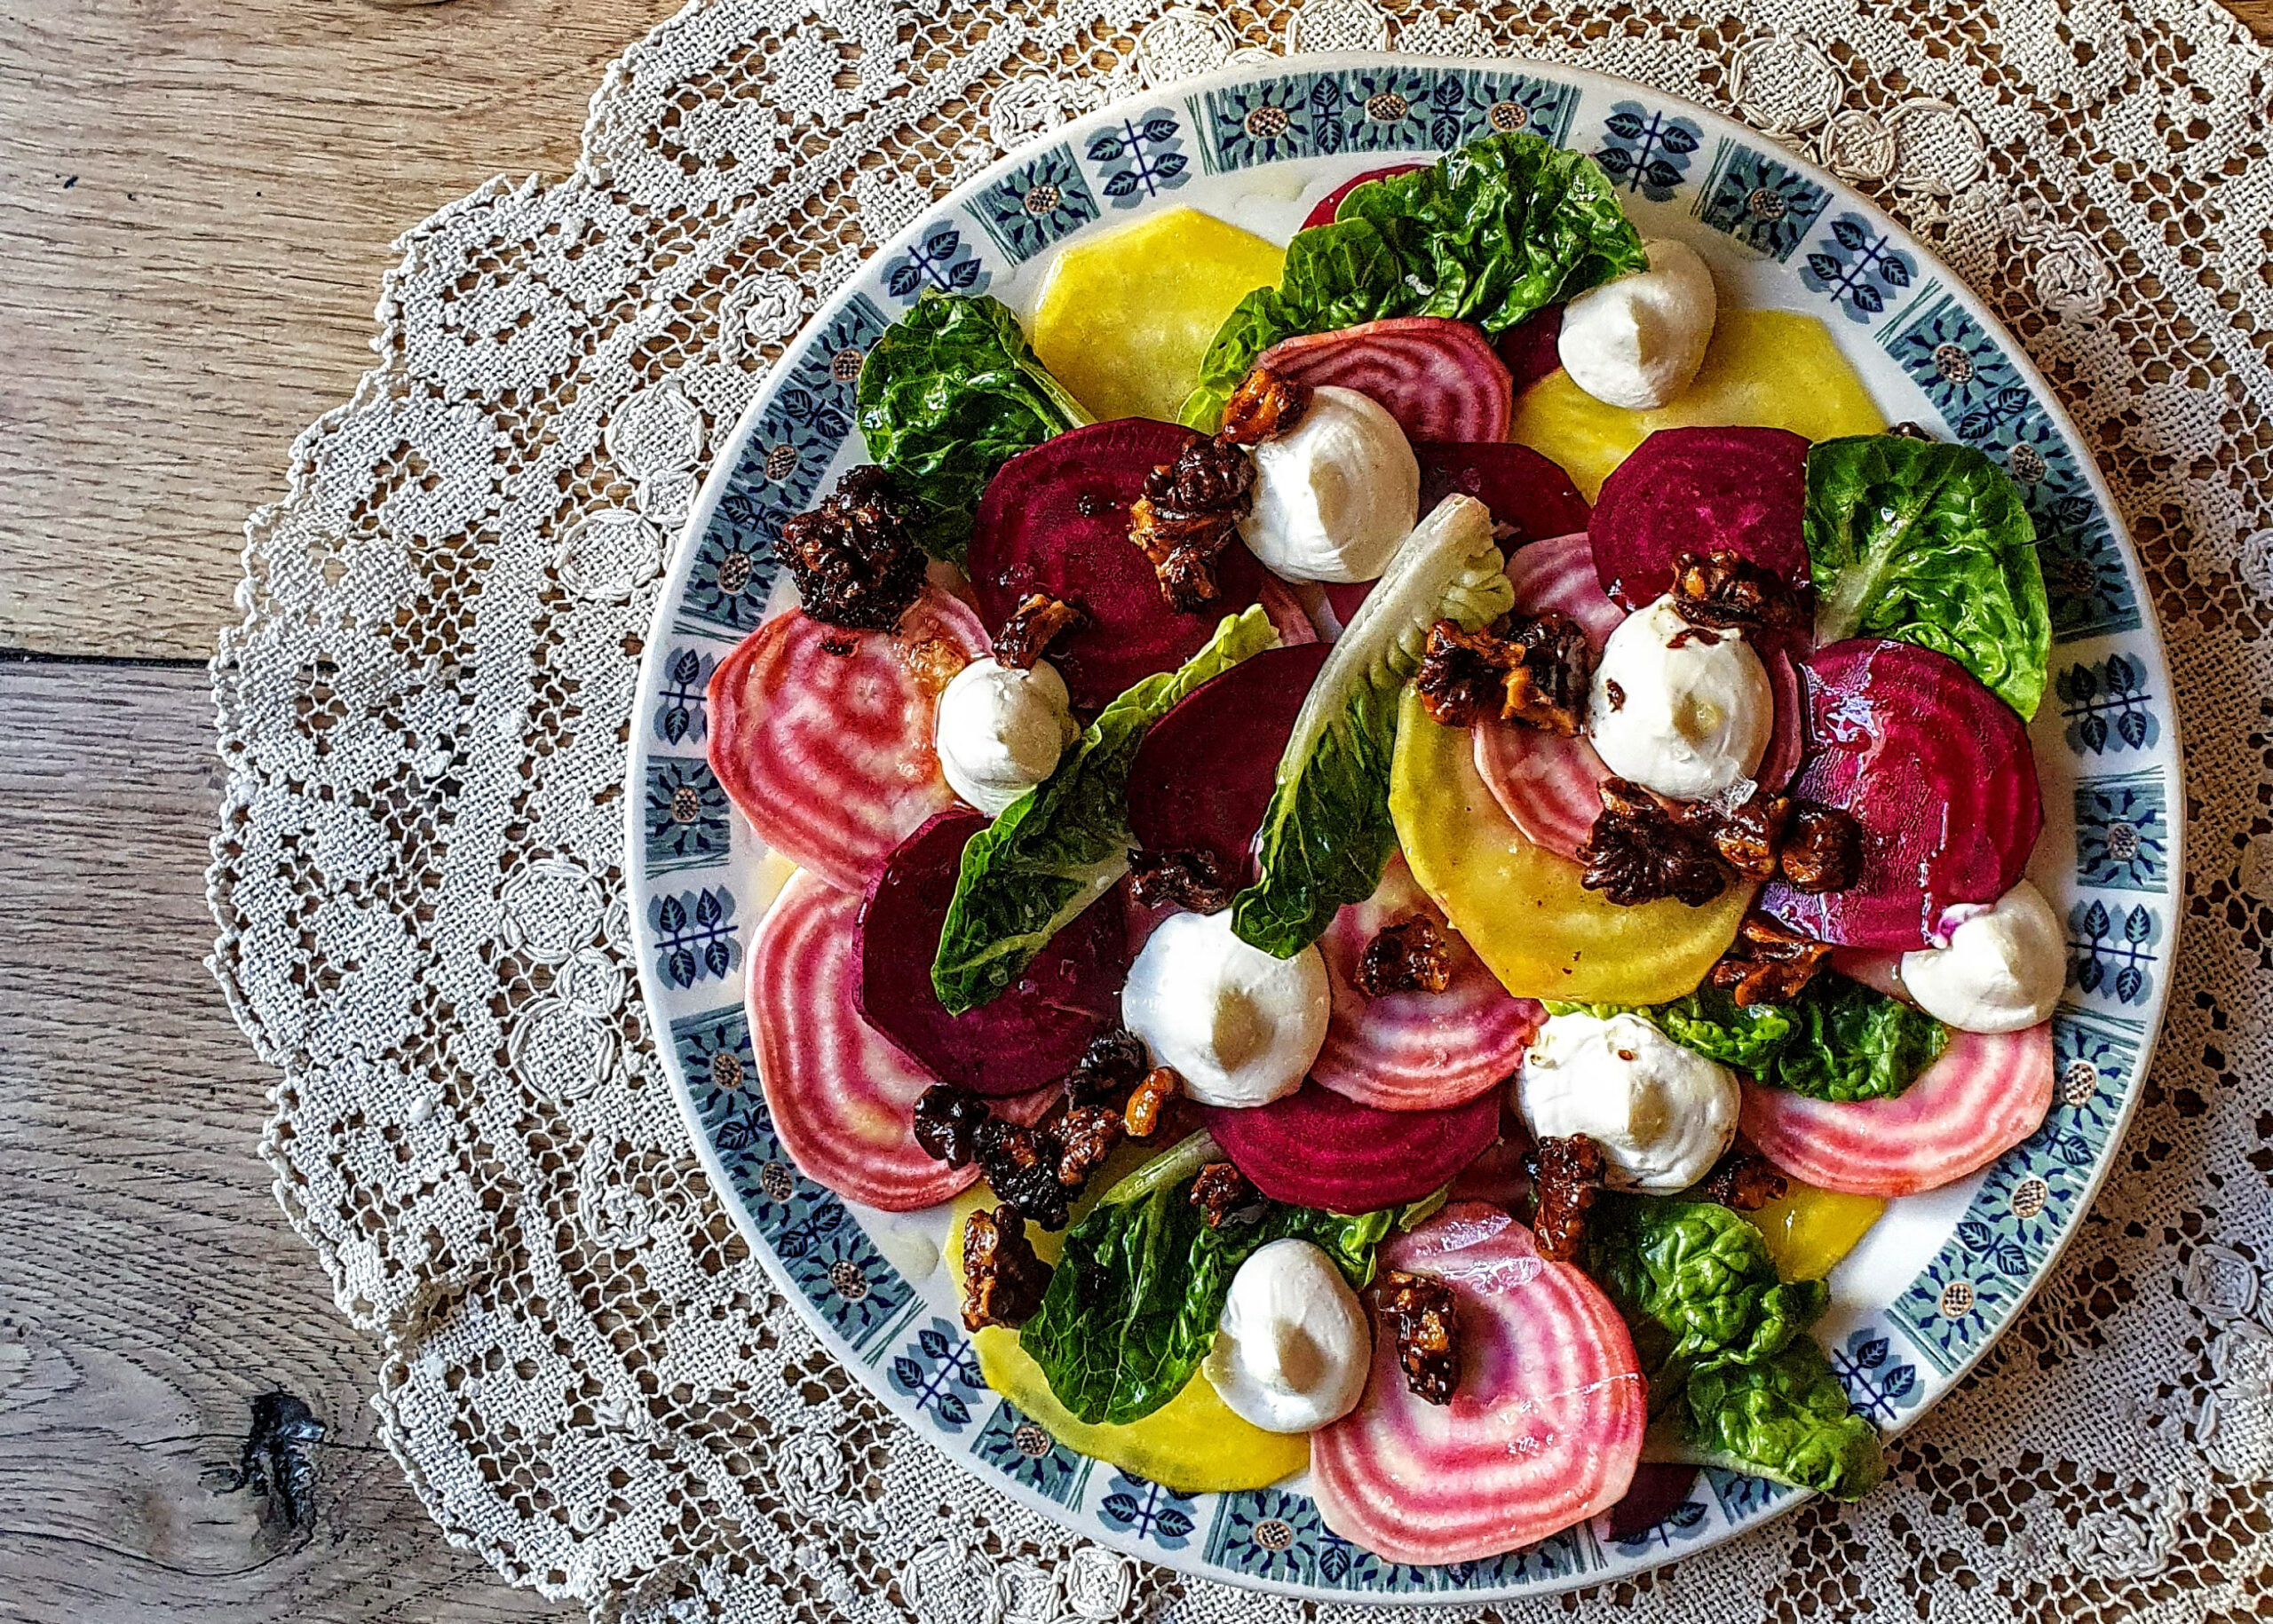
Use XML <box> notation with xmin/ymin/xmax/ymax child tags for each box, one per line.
<box><xmin>627</xmin><ymin>52</ymin><xmax>2182</xmax><ymax>1601</ymax></box>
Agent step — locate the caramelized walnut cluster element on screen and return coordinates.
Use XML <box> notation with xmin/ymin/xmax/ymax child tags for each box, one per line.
<box><xmin>1579</xmin><ymin>782</ymin><xmax>1865</xmax><ymax>909</ymax></box>
<box><xmin>1062</xmin><ymin>1027</ymin><xmax>1151</xmax><ymax>1108</ymax></box>
<box><xmin>1355</xmin><ymin>916</ymin><xmax>1453</xmax><ymax>997</ymax></box>
<box><xmin>1129</xmin><ymin>438</ymin><xmax>1255</xmax><ymax>612</ymax></box>
<box><xmin>779</xmin><ymin>466</ymin><xmax>926</xmax><ymax>631</ymax></box>
<box><xmin>1217</xmin><ymin>365</ymin><xmax>1314</xmax><ymax>446</ymax></box>
<box><xmin>960</xmin><ymin>1205</ymin><xmax>1051</xmax><ymax>1330</ymax></box>
<box><xmin>1525</xmin><ymin>1133</ymin><xmax>1607</xmax><ymax>1264</ymax></box>
<box><xmin>1708</xmin><ymin>915</ymin><xmax>1833</xmax><ymax>1006</ymax></box>
<box><xmin>1374</xmin><ymin>1271</ymin><xmax>1461</xmax><ymax>1405</ymax></box>
<box><xmin>1414</xmin><ymin>614</ymin><xmax>1596</xmax><ymax>734</ymax></box>
<box><xmin>914</xmin><ymin>1085</ymin><xmax>1112</xmax><ymax>1232</ymax></box>
<box><xmin>1128</xmin><ymin>845</ymin><xmax>1238</xmax><ymax>914</ymax></box>
<box><xmin>992</xmin><ymin>592</ymin><xmax>1084</xmax><ymax>670</ymax></box>
<box><xmin>1189</xmin><ymin>1161</ymin><xmax>1259</xmax><ymax>1230</ymax></box>
<box><xmin>1667</xmin><ymin>551</ymin><xmax>1809</xmax><ymax>636</ymax></box>
<box><xmin>1695</xmin><ymin>1142</ymin><xmax>1789</xmax><ymax>1213</ymax></box>
<box><xmin>1122</xmin><ymin>1067</ymin><xmax>1182</xmax><ymax>1138</ymax></box>
<box><xmin>1578</xmin><ymin>779</ymin><xmax>1731</xmax><ymax>907</ymax></box>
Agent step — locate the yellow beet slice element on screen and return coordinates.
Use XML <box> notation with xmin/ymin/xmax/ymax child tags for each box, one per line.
<box><xmin>1388</xmin><ymin>688</ymin><xmax>1750</xmax><ymax>1003</ymax></box>
<box><xmin>1510</xmin><ymin>309</ymin><xmax>1888</xmax><ymax>500</ymax></box>
<box><xmin>945</xmin><ymin>1191</ymin><xmax>1309</xmax><ymax>1492</ymax></box>
<box><xmin>1744</xmin><ymin>1180</ymin><xmax>1888</xmax><ymax>1282</ymax></box>
<box><xmin>1030</xmin><ymin>209</ymin><xmax>1285</xmax><ymax>424</ymax></box>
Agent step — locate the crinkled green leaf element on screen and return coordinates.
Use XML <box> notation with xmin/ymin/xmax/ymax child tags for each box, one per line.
<box><xmin>1676</xmin><ymin>1343</ymin><xmax>1887</xmax><ymax>1499</ymax></box>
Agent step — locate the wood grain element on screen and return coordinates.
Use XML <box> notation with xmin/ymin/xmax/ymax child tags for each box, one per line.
<box><xmin>0</xmin><ymin>661</ymin><xmax>578</xmax><ymax>1623</ymax></box>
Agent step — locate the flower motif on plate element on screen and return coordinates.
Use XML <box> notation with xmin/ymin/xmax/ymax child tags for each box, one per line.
<box><xmin>968</xmin><ymin>145</ymin><xmax>1102</xmax><ymax>263</ymax></box>
<box><xmin>2076</xmin><ymin>772</ymin><xmax>2171</xmax><ymax>892</ymax></box>
<box><xmin>1693</xmin><ymin>139</ymin><xmax>1830</xmax><ymax>261</ymax></box>
<box><xmin>642</xmin><ymin>757</ymin><xmax>731</xmax><ymax>872</ymax></box>
<box><xmin>973</xmin><ymin>1399</ymin><xmax>1093</xmax><ymax>1505</ymax></box>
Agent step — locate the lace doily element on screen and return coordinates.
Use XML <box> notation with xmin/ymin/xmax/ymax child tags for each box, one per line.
<box><xmin>209</xmin><ymin>2</ymin><xmax>2273</xmax><ymax>1619</ymax></box>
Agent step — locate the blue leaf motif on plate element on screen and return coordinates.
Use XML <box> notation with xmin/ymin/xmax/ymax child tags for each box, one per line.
<box><xmin>1829</xmin><ymin>1324</ymin><xmax>1925</xmax><ymax>1422</ymax></box>
<box><xmin>1801</xmin><ymin>212</ymin><xmax>1918</xmax><ymax>321</ymax></box>
<box><xmin>1596</xmin><ymin>101</ymin><xmax>1702</xmax><ymax>202</ymax></box>
<box><xmin>1089</xmin><ymin>111</ymin><xmax>1191</xmax><ymax>206</ymax></box>
<box><xmin>1097</xmin><ymin>1470</ymin><xmax>1198</xmax><ymax>1549</ymax></box>
<box><xmin>648</xmin><ymin>885</ymin><xmax>740</xmax><ymax>988</ymax></box>
<box><xmin>884</xmin><ymin>1317</ymin><xmax>986</xmax><ymax>1433</ymax></box>
<box><xmin>2059</xmin><ymin>654</ymin><xmax>2158</xmax><ymax>755</ymax></box>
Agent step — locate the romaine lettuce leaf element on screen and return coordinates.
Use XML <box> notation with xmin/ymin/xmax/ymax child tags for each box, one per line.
<box><xmin>931</xmin><ymin>607</ymin><xmax>1278</xmax><ymax>1013</ymax></box>
<box><xmin>1805</xmin><ymin>433</ymin><xmax>2052</xmax><ymax>717</ymax></box>
<box><xmin>855</xmin><ymin>292</ymin><xmax>1090</xmax><ymax>560</ymax></box>
<box><xmin>1678</xmin><ymin>1343</ymin><xmax>1887</xmax><ymax>1498</ymax></box>
<box><xmin>1231</xmin><ymin>495</ymin><xmax>1511</xmax><ymax>958</ymax></box>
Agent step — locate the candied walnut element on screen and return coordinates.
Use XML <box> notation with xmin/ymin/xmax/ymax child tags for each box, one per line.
<box><xmin>1668</xmin><ymin>551</ymin><xmax>1808</xmax><ymax>635</ymax></box>
<box><xmin>1123</xmin><ymin>1067</ymin><xmax>1181</xmax><ymax>1137</ymax></box>
<box><xmin>976</xmin><ymin>1118</ymin><xmax>1071</xmax><ymax>1231</ymax></box>
<box><xmin>993</xmin><ymin>593</ymin><xmax>1085</xmax><ymax>671</ymax></box>
<box><xmin>1887</xmin><ymin>421</ymin><xmax>1936</xmax><ymax>441</ymax></box>
<box><xmin>1218</xmin><ymin>364</ymin><xmax>1313</xmax><ymax>445</ymax></box>
<box><xmin>1413</xmin><ymin>616</ymin><xmax>1594</xmax><ymax>733</ymax></box>
<box><xmin>1709</xmin><ymin>915</ymin><xmax>1832</xmax><ymax>1006</ymax></box>
<box><xmin>1696</xmin><ymin>1144</ymin><xmax>1788</xmax><ymax>1212</ymax></box>
<box><xmin>899</xmin><ymin>636</ymin><xmax>968</xmax><ymax>697</ymax></box>
<box><xmin>1375</xmin><ymin>1270</ymin><xmax>1461</xmax><ymax>1405</ymax></box>
<box><xmin>1189</xmin><ymin>1161</ymin><xmax>1258</xmax><ymax>1230</ymax></box>
<box><xmin>961</xmin><ymin>1205</ymin><xmax>1051</xmax><ymax>1330</ymax></box>
<box><xmin>1129</xmin><ymin>438</ymin><xmax>1255</xmax><ymax>612</ymax></box>
<box><xmin>1525</xmin><ymin>1133</ymin><xmax>1606</xmax><ymax>1264</ymax></box>
<box><xmin>912</xmin><ymin>1084</ymin><xmax>989</xmax><ymax>1168</ymax></box>
<box><xmin>1708</xmin><ymin>788</ymin><xmax>1792</xmax><ymax>882</ymax></box>
<box><xmin>1356</xmin><ymin>916</ymin><xmax>1453</xmax><ymax>997</ymax></box>
<box><xmin>1128</xmin><ymin>845</ymin><xmax>1237</xmax><ymax>914</ymax></box>
<box><xmin>1579</xmin><ymin>779</ymin><xmax>1730</xmax><ymax>907</ymax></box>
<box><xmin>1413</xmin><ymin>620</ymin><xmax>1509</xmax><ymax>726</ymax></box>
<box><xmin>779</xmin><ymin>465</ymin><xmax>927</xmax><ymax>632</ymax></box>
<box><xmin>1778</xmin><ymin>802</ymin><xmax>1865</xmax><ymax>893</ymax></box>
<box><xmin>1054</xmin><ymin>1105</ymin><xmax>1126</xmax><ymax>1190</ymax></box>
<box><xmin>1064</xmin><ymin>1027</ymin><xmax>1151</xmax><ymax>1108</ymax></box>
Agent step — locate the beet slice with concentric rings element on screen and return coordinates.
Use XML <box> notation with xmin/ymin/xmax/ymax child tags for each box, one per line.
<box><xmin>1257</xmin><ymin>317</ymin><xmax>1514</xmax><ymax>444</ymax></box>
<box><xmin>969</xmin><ymin>418</ymin><xmax>1263</xmax><ymax>709</ymax></box>
<box><xmin>1589</xmin><ymin>425</ymin><xmax>1811</xmax><ymax>609</ymax></box>
<box><xmin>858</xmin><ymin>808</ymin><xmax>1130</xmax><ymax>1097</ymax></box>
<box><xmin>1201</xmin><ymin>1082</ymin><xmax>1501</xmax><ymax>1210</ymax></box>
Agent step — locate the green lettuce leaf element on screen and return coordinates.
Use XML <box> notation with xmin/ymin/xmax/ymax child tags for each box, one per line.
<box><xmin>1678</xmin><ymin>1343</ymin><xmax>1887</xmax><ymax>1498</ymax></box>
<box><xmin>854</xmin><ymin>292</ymin><xmax>1090</xmax><ymax>560</ymax></box>
<box><xmin>1231</xmin><ymin>495</ymin><xmax>1513</xmax><ymax>957</ymax></box>
<box><xmin>931</xmin><ymin>606</ymin><xmax>1278</xmax><ymax>1013</ymax></box>
<box><xmin>1805</xmin><ymin>433</ymin><xmax>2052</xmax><ymax>717</ymax></box>
<box><xmin>1180</xmin><ymin>132</ymin><xmax>1647</xmax><ymax>427</ymax></box>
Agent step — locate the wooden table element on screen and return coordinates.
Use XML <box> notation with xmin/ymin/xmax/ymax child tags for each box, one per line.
<box><xmin>2</xmin><ymin>2</ymin><xmax>2264</xmax><ymax>1618</ymax></box>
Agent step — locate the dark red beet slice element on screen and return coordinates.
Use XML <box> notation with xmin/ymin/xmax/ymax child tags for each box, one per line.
<box><xmin>858</xmin><ymin>809</ymin><xmax>1129</xmax><ymax>1097</ymax></box>
<box><xmin>1125</xmin><ymin>643</ymin><xmax>1330</xmax><ymax>885</ymax></box>
<box><xmin>1762</xmin><ymin>638</ymin><xmax>2042</xmax><ymax>951</ymax></box>
<box><xmin>1758</xmin><ymin>642</ymin><xmax>1806</xmax><ymax>791</ymax></box>
<box><xmin>1494</xmin><ymin>304</ymin><xmax>1566</xmax><ymax>395</ymax></box>
<box><xmin>1258</xmin><ymin>318</ymin><xmax>1513</xmax><ymax>443</ymax></box>
<box><xmin>1202</xmin><ymin>1082</ymin><xmax>1501</xmax><ymax>1210</ymax></box>
<box><xmin>1590</xmin><ymin>426</ymin><xmax>1811</xmax><ymax>609</ymax></box>
<box><xmin>1605</xmin><ymin>1463</ymin><xmax>1705</xmax><ymax>1543</ymax></box>
<box><xmin>1301</xmin><ymin>163</ymin><xmax>1430</xmax><ymax>229</ymax></box>
<box><xmin>970</xmin><ymin>419</ymin><xmax>1264</xmax><ymax>709</ymax></box>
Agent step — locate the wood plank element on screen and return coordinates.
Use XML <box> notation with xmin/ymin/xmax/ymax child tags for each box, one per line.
<box><xmin>0</xmin><ymin>0</ymin><xmax>675</xmax><ymax>661</ymax></box>
<box><xmin>0</xmin><ymin>660</ymin><xmax>579</xmax><ymax>1623</ymax></box>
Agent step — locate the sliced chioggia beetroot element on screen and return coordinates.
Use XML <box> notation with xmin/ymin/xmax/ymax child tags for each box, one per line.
<box><xmin>1740</xmin><ymin>1021</ymin><xmax>2055</xmax><ymax>1197</ymax></box>
<box><xmin>1312</xmin><ymin>856</ymin><xmax>1542</xmax><ymax>1112</ymax></box>
<box><xmin>1301</xmin><ymin>163</ymin><xmax>1429</xmax><ymax>229</ymax></box>
<box><xmin>970</xmin><ymin>418</ymin><xmax>1264</xmax><ymax>709</ymax></box>
<box><xmin>1257</xmin><ymin>317</ymin><xmax>1514</xmax><ymax>443</ymax></box>
<box><xmin>1762</xmin><ymin>638</ymin><xmax>2042</xmax><ymax>950</ymax></box>
<box><xmin>1311</xmin><ymin>1202</ymin><xmax>1645</xmax><ymax>1564</ymax></box>
<box><xmin>1125</xmin><ymin>643</ymin><xmax>1332</xmax><ymax>885</ymax></box>
<box><xmin>751</xmin><ymin>871</ymin><xmax>1057</xmax><ymax>1210</ymax></box>
<box><xmin>858</xmin><ymin>809</ymin><xmax>1130</xmax><ymax>1097</ymax></box>
<box><xmin>706</xmin><ymin>587</ymin><xmax>987</xmax><ymax>894</ymax></box>
<box><xmin>1589</xmin><ymin>425</ymin><xmax>1811</xmax><ymax>609</ymax></box>
<box><xmin>1201</xmin><ymin>1082</ymin><xmax>1501</xmax><ymax>1209</ymax></box>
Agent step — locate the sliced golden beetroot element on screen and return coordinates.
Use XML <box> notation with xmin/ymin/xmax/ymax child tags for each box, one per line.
<box><xmin>706</xmin><ymin>587</ymin><xmax>986</xmax><ymax>894</ymax></box>
<box><xmin>1391</xmin><ymin>686</ymin><xmax>1751</xmax><ymax>1003</ymax></box>
<box><xmin>1762</xmin><ymin>638</ymin><xmax>2042</xmax><ymax>950</ymax></box>
<box><xmin>970</xmin><ymin>419</ymin><xmax>1265</xmax><ymax>709</ymax></box>
<box><xmin>1313</xmin><ymin>855</ymin><xmax>1542</xmax><ymax>1112</ymax></box>
<box><xmin>1201</xmin><ymin>1083</ymin><xmax>1501</xmax><ymax>1210</ymax></box>
<box><xmin>1311</xmin><ymin>1203</ymin><xmax>1644</xmax><ymax>1564</ymax></box>
<box><xmin>1740</xmin><ymin>1022</ymin><xmax>2055</xmax><ymax>1198</ymax></box>
<box><xmin>1258</xmin><ymin>317</ymin><xmax>1514</xmax><ymax>443</ymax></box>
<box><xmin>1589</xmin><ymin>425</ymin><xmax>1811</xmax><ymax>609</ymax></box>
<box><xmin>858</xmin><ymin>809</ymin><xmax>1129</xmax><ymax>1097</ymax></box>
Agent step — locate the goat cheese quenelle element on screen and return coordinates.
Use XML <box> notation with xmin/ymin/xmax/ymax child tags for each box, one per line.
<box><xmin>710</xmin><ymin>129</ymin><xmax>2075</xmax><ymax>1562</ymax></box>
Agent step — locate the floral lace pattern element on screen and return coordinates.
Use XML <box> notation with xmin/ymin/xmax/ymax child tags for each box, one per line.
<box><xmin>209</xmin><ymin>1</ymin><xmax>2273</xmax><ymax>1620</ymax></box>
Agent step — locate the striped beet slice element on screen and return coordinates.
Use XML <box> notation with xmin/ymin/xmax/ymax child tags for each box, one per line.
<box><xmin>1202</xmin><ymin>1083</ymin><xmax>1501</xmax><ymax>1211</ymax></box>
<box><xmin>1739</xmin><ymin>1021</ymin><xmax>2055</xmax><ymax>1198</ymax></box>
<box><xmin>751</xmin><ymin>871</ymin><xmax>1054</xmax><ymax>1211</ymax></box>
<box><xmin>1313</xmin><ymin>855</ymin><xmax>1541</xmax><ymax>1111</ymax></box>
<box><xmin>706</xmin><ymin>587</ymin><xmax>987</xmax><ymax>894</ymax></box>
<box><xmin>1311</xmin><ymin>1203</ymin><xmax>1645</xmax><ymax>1564</ymax></box>
<box><xmin>1257</xmin><ymin>317</ymin><xmax>1514</xmax><ymax>443</ymax></box>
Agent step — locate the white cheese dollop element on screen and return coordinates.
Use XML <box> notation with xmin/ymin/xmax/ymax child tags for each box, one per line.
<box><xmin>1556</xmin><ymin>237</ymin><xmax>1719</xmax><ymax>410</ymax></box>
<box><xmin>934</xmin><ymin>656</ymin><xmax>1080</xmax><ymax>817</ymax></box>
<box><xmin>1202</xmin><ymin>1238</ymin><xmax>1372</xmax><ymax>1433</ymax></box>
<box><xmin>1517</xmin><ymin>1011</ymin><xmax>1739</xmax><ymax>1192</ymax></box>
<box><xmin>1900</xmin><ymin>881</ymin><xmax>2065</xmax><ymax>1034</ymax></box>
<box><xmin>1121</xmin><ymin>910</ymin><xmax>1330</xmax><ymax>1109</ymax></box>
<box><xmin>1237</xmin><ymin>385</ymin><xmax>1421</xmax><ymax>584</ymax></box>
<box><xmin>1588</xmin><ymin>595</ymin><xmax>1773</xmax><ymax>801</ymax></box>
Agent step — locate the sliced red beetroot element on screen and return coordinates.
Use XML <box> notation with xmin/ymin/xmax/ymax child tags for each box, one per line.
<box><xmin>751</xmin><ymin>871</ymin><xmax>1057</xmax><ymax>1210</ymax></box>
<box><xmin>1255</xmin><ymin>572</ymin><xmax>1321</xmax><ymax>646</ymax></box>
<box><xmin>1326</xmin><ymin>448</ymin><xmax>1592</xmax><ymax>626</ymax></box>
<box><xmin>1202</xmin><ymin>1082</ymin><xmax>1501</xmax><ymax>1209</ymax></box>
<box><xmin>858</xmin><ymin>809</ymin><xmax>1129</xmax><ymax>1097</ymax></box>
<box><xmin>1758</xmin><ymin>642</ymin><xmax>1806</xmax><ymax>791</ymax></box>
<box><xmin>1762</xmin><ymin>638</ymin><xmax>2042</xmax><ymax>950</ymax></box>
<box><xmin>1741</xmin><ymin>1021</ymin><xmax>2055</xmax><ymax>1197</ymax></box>
<box><xmin>1590</xmin><ymin>426</ymin><xmax>1811</xmax><ymax>609</ymax></box>
<box><xmin>970</xmin><ymin>419</ymin><xmax>1263</xmax><ymax>709</ymax></box>
<box><xmin>1125</xmin><ymin>642</ymin><xmax>1330</xmax><ymax>885</ymax></box>
<box><xmin>1606</xmin><ymin>1463</ymin><xmax>1706</xmax><ymax>1543</ymax></box>
<box><xmin>1313</xmin><ymin>855</ymin><xmax>1542</xmax><ymax>1111</ymax></box>
<box><xmin>707</xmin><ymin>588</ymin><xmax>987</xmax><ymax>894</ymax></box>
<box><xmin>1311</xmin><ymin>1203</ymin><xmax>1645</xmax><ymax>1564</ymax></box>
<box><xmin>1495</xmin><ymin>304</ymin><xmax>1566</xmax><ymax>395</ymax></box>
<box><xmin>1301</xmin><ymin>163</ymin><xmax>1429</xmax><ymax>229</ymax></box>
<box><xmin>1258</xmin><ymin>317</ymin><xmax>1514</xmax><ymax>444</ymax></box>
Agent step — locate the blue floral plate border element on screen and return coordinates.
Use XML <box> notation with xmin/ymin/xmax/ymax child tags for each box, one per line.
<box><xmin>626</xmin><ymin>53</ymin><xmax>2182</xmax><ymax>1602</ymax></box>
